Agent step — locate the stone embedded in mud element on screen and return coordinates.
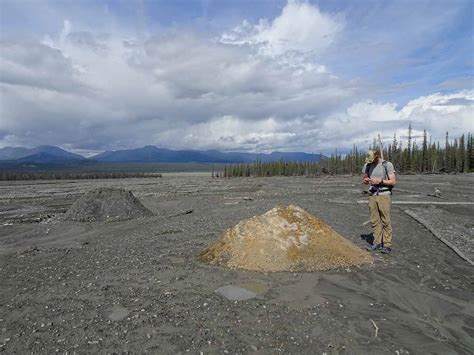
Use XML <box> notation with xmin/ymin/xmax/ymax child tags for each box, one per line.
<box><xmin>199</xmin><ymin>205</ymin><xmax>373</xmax><ymax>272</ymax></box>
<box><xmin>63</xmin><ymin>188</ymin><xmax>153</xmax><ymax>222</ymax></box>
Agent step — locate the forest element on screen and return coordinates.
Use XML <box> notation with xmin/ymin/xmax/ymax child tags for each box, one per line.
<box><xmin>218</xmin><ymin>127</ymin><xmax>473</xmax><ymax>178</ymax></box>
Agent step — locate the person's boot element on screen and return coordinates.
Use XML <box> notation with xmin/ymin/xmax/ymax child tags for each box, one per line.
<box><xmin>380</xmin><ymin>247</ymin><xmax>392</xmax><ymax>254</ymax></box>
<box><xmin>366</xmin><ymin>243</ymin><xmax>382</xmax><ymax>251</ymax></box>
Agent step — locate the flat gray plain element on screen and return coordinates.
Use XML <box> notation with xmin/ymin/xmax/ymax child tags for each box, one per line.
<box><xmin>1</xmin><ymin>173</ymin><xmax>473</xmax><ymax>354</ymax></box>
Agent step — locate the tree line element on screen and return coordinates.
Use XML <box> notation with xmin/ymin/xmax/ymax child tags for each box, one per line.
<box><xmin>213</xmin><ymin>128</ymin><xmax>473</xmax><ymax>178</ymax></box>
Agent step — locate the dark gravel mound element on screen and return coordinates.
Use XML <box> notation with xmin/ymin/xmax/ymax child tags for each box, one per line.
<box><xmin>63</xmin><ymin>188</ymin><xmax>153</xmax><ymax>222</ymax></box>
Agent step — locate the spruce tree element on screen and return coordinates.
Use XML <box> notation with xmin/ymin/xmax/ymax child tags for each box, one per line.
<box><xmin>407</xmin><ymin>123</ymin><xmax>413</xmax><ymax>171</ymax></box>
<box><xmin>444</xmin><ymin>132</ymin><xmax>449</xmax><ymax>171</ymax></box>
<box><xmin>422</xmin><ymin>129</ymin><xmax>427</xmax><ymax>172</ymax></box>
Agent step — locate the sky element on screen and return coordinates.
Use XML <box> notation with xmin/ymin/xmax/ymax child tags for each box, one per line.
<box><xmin>0</xmin><ymin>0</ymin><xmax>473</xmax><ymax>155</ymax></box>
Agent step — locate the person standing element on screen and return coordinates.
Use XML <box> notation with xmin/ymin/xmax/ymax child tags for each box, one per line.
<box><xmin>362</xmin><ymin>149</ymin><xmax>397</xmax><ymax>254</ymax></box>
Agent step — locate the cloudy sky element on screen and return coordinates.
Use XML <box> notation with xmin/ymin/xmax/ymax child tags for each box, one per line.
<box><xmin>0</xmin><ymin>0</ymin><xmax>473</xmax><ymax>155</ymax></box>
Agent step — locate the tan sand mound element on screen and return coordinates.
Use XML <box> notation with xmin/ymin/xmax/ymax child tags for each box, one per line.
<box><xmin>200</xmin><ymin>205</ymin><xmax>372</xmax><ymax>272</ymax></box>
<box><xmin>63</xmin><ymin>188</ymin><xmax>153</xmax><ymax>222</ymax></box>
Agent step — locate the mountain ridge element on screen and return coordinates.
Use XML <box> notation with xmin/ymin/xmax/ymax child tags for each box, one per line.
<box><xmin>0</xmin><ymin>145</ymin><xmax>325</xmax><ymax>164</ymax></box>
<box><xmin>90</xmin><ymin>146</ymin><xmax>324</xmax><ymax>163</ymax></box>
<box><xmin>0</xmin><ymin>145</ymin><xmax>87</xmax><ymax>161</ymax></box>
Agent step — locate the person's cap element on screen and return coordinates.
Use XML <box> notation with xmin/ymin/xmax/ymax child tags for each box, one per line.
<box><xmin>365</xmin><ymin>150</ymin><xmax>376</xmax><ymax>164</ymax></box>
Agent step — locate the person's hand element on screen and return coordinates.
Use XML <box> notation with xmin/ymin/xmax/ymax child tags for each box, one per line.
<box><xmin>369</xmin><ymin>178</ymin><xmax>381</xmax><ymax>184</ymax></box>
<box><xmin>363</xmin><ymin>177</ymin><xmax>370</xmax><ymax>185</ymax></box>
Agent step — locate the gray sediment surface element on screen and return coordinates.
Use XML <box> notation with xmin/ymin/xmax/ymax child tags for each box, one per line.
<box><xmin>0</xmin><ymin>174</ymin><xmax>473</xmax><ymax>354</ymax></box>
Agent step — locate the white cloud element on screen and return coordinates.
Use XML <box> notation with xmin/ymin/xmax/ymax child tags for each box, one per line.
<box><xmin>154</xmin><ymin>115</ymin><xmax>297</xmax><ymax>152</ymax></box>
<box><xmin>0</xmin><ymin>13</ymin><xmax>354</xmax><ymax>152</ymax></box>
<box><xmin>0</xmin><ymin>1</ymin><xmax>472</xmax><ymax>155</ymax></box>
<box><xmin>0</xmin><ymin>41</ymin><xmax>86</xmax><ymax>93</ymax></box>
<box><xmin>321</xmin><ymin>91</ymin><xmax>474</xmax><ymax>150</ymax></box>
<box><xmin>400</xmin><ymin>91</ymin><xmax>474</xmax><ymax>140</ymax></box>
<box><xmin>59</xmin><ymin>19</ymin><xmax>72</xmax><ymax>45</ymax></box>
<box><xmin>221</xmin><ymin>0</ymin><xmax>343</xmax><ymax>57</ymax></box>
<box><xmin>347</xmin><ymin>101</ymin><xmax>399</xmax><ymax>123</ymax></box>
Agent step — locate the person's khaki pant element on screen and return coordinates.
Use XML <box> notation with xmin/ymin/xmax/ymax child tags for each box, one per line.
<box><xmin>368</xmin><ymin>195</ymin><xmax>392</xmax><ymax>247</ymax></box>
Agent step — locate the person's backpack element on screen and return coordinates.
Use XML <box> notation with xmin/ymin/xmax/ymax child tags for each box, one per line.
<box><xmin>365</xmin><ymin>161</ymin><xmax>393</xmax><ymax>193</ymax></box>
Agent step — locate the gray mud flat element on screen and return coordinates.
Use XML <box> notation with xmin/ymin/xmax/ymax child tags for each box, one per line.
<box><xmin>404</xmin><ymin>206</ymin><xmax>474</xmax><ymax>265</ymax></box>
<box><xmin>1</xmin><ymin>173</ymin><xmax>473</xmax><ymax>354</ymax></box>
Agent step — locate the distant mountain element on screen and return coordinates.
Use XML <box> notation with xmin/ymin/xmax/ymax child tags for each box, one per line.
<box><xmin>0</xmin><ymin>146</ymin><xmax>32</xmax><ymax>160</ymax></box>
<box><xmin>91</xmin><ymin>145</ymin><xmax>324</xmax><ymax>163</ymax></box>
<box><xmin>17</xmin><ymin>152</ymin><xmax>84</xmax><ymax>164</ymax></box>
<box><xmin>0</xmin><ymin>145</ymin><xmax>86</xmax><ymax>161</ymax></box>
<box><xmin>1</xmin><ymin>145</ymin><xmax>325</xmax><ymax>164</ymax></box>
<box><xmin>93</xmin><ymin>146</ymin><xmax>243</xmax><ymax>163</ymax></box>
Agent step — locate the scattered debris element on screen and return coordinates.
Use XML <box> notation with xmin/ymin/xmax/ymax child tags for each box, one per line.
<box><xmin>427</xmin><ymin>188</ymin><xmax>442</xmax><ymax>198</ymax></box>
<box><xmin>224</xmin><ymin>196</ymin><xmax>254</xmax><ymax>201</ymax></box>
<box><xmin>167</xmin><ymin>209</ymin><xmax>194</xmax><ymax>218</ymax></box>
<box><xmin>370</xmin><ymin>319</ymin><xmax>379</xmax><ymax>338</ymax></box>
<box><xmin>223</xmin><ymin>196</ymin><xmax>254</xmax><ymax>205</ymax></box>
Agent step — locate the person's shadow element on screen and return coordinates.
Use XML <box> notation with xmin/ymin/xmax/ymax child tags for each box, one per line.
<box><xmin>360</xmin><ymin>233</ymin><xmax>374</xmax><ymax>245</ymax></box>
